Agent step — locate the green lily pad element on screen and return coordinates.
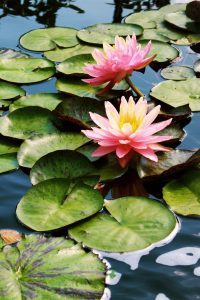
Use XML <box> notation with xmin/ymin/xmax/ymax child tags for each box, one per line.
<box><xmin>77</xmin><ymin>143</ymin><xmax>101</xmax><ymax>162</ymax></box>
<box><xmin>20</xmin><ymin>27</ymin><xmax>78</xmax><ymax>51</ymax></box>
<box><xmin>0</xmin><ymin>153</ymin><xmax>18</xmax><ymax>173</ymax></box>
<box><xmin>55</xmin><ymin>95</ymin><xmax>105</xmax><ymax>128</ymax></box>
<box><xmin>163</xmin><ymin>168</ymin><xmax>200</xmax><ymax>216</ymax></box>
<box><xmin>44</xmin><ymin>44</ymin><xmax>99</xmax><ymax>62</ymax></box>
<box><xmin>161</xmin><ymin>66</ymin><xmax>195</xmax><ymax>80</ymax></box>
<box><xmin>57</xmin><ymin>54</ymin><xmax>95</xmax><ymax>76</ymax></box>
<box><xmin>69</xmin><ymin>196</ymin><xmax>176</xmax><ymax>252</ymax></box>
<box><xmin>125</xmin><ymin>11</ymin><xmax>158</xmax><ymax>29</ymax></box>
<box><xmin>0</xmin><ymin>234</ymin><xmax>106</xmax><ymax>299</ymax></box>
<box><xmin>0</xmin><ymin>82</ymin><xmax>25</xmax><ymax>100</ymax></box>
<box><xmin>30</xmin><ymin>150</ymin><xmax>96</xmax><ymax>185</ymax></box>
<box><xmin>16</xmin><ymin>179</ymin><xmax>104</xmax><ymax>231</ymax></box>
<box><xmin>0</xmin><ymin>99</ymin><xmax>12</xmax><ymax>109</ymax></box>
<box><xmin>139</xmin><ymin>29</ymin><xmax>170</xmax><ymax>42</ymax></box>
<box><xmin>17</xmin><ymin>132</ymin><xmax>89</xmax><ymax>168</ymax></box>
<box><xmin>77</xmin><ymin>23</ymin><xmax>143</xmax><ymax>45</ymax></box>
<box><xmin>0</xmin><ymin>48</ymin><xmax>29</xmax><ymax>59</ymax></box>
<box><xmin>194</xmin><ymin>59</ymin><xmax>200</xmax><ymax>73</ymax></box>
<box><xmin>0</xmin><ymin>107</ymin><xmax>60</xmax><ymax>140</ymax></box>
<box><xmin>165</xmin><ymin>11</ymin><xmax>200</xmax><ymax>33</ymax></box>
<box><xmin>140</xmin><ymin>40</ymin><xmax>179</xmax><ymax>63</ymax></box>
<box><xmin>156</xmin><ymin>25</ymin><xmax>186</xmax><ymax>41</ymax></box>
<box><xmin>9</xmin><ymin>93</ymin><xmax>63</xmax><ymax>112</ymax></box>
<box><xmin>56</xmin><ymin>78</ymin><xmax>128</xmax><ymax>100</ymax></box>
<box><xmin>159</xmin><ymin>3</ymin><xmax>186</xmax><ymax>14</ymax></box>
<box><xmin>0</xmin><ymin>136</ymin><xmax>19</xmax><ymax>154</ymax></box>
<box><xmin>150</xmin><ymin>78</ymin><xmax>200</xmax><ymax>111</ymax></box>
<box><xmin>0</xmin><ymin>58</ymin><xmax>55</xmax><ymax>84</ymax></box>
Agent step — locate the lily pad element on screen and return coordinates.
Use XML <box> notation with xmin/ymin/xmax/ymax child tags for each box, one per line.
<box><xmin>17</xmin><ymin>132</ymin><xmax>89</xmax><ymax>168</ymax></box>
<box><xmin>30</xmin><ymin>150</ymin><xmax>96</xmax><ymax>185</ymax></box>
<box><xmin>57</xmin><ymin>54</ymin><xmax>95</xmax><ymax>76</ymax></box>
<box><xmin>161</xmin><ymin>66</ymin><xmax>195</xmax><ymax>80</ymax></box>
<box><xmin>20</xmin><ymin>27</ymin><xmax>78</xmax><ymax>51</ymax></box>
<box><xmin>0</xmin><ymin>48</ymin><xmax>29</xmax><ymax>59</ymax></box>
<box><xmin>159</xmin><ymin>3</ymin><xmax>186</xmax><ymax>14</ymax></box>
<box><xmin>0</xmin><ymin>99</ymin><xmax>12</xmax><ymax>109</ymax></box>
<box><xmin>165</xmin><ymin>12</ymin><xmax>200</xmax><ymax>33</ymax></box>
<box><xmin>140</xmin><ymin>40</ymin><xmax>179</xmax><ymax>63</ymax></box>
<box><xmin>125</xmin><ymin>11</ymin><xmax>159</xmax><ymax>29</ymax></box>
<box><xmin>0</xmin><ymin>136</ymin><xmax>19</xmax><ymax>154</ymax></box>
<box><xmin>0</xmin><ymin>107</ymin><xmax>60</xmax><ymax>140</ymax></box>
<box><xmin>0</xmin><ymin>82</ymin><xmax>25</xmax><ymax>100</ymax></box>
<box><xmin>77</xmin><ymin>143</ymin><xmax>101</xmax><ymax>162</ymax></box>
<box><xmin>156</xmin><ymin>25</ymin><xmax>186</xmax><ymax>41</ymax></box>
<box><xmin>77</xmin><ymin>23</ymin><xmax>143</xmax><ymax>45</ymax></box>
<box><xmin>139</xmin><ymin>29</ymin><xmax>170</xmax><ymax>42</ymax></box>
<box><xmin>0</xmin><ymin>58</ymin><xmax>55</xmax><ymax>84</ymax></box>
<box><xmin>150</xmin><ymin>78</ymin><xmax>200</xmax><ymax>111</ymax></box>
<box><xmin>55</xmin><ymin>95</ymin><xmax>105</xmax><ymax>128</ymax></box>
<box><xmin>16</xmin><ymin>179</ymin><xmax>104</xmax><ymax>231</ymax></box>
<box><xmin>157</xmin><ymin>123</ymin><xmax>185</xmax><ymax>144</ymax></box>
<box><xmin>9</xmin><ymin>93</ymin><xmax>63</xmax><ymax>112</ymax></box>
<box><xmin>0</xmin><ymin>234</ymin><xmax>106</xmax><ymax>299</ymax></box>
<box><xmin>0</xmin><ymin>153</ymin><xmax>19</xmax><ymax>173</ymax></box>
<box><xmin>163</xmin><ymin>168</ymin><xmax>200</xmax><ymax>216</ymax></box>
<box><xmin>69</xmin><ymin>196</ymin><xmax>176</xmax><ymax>252</ymax></box>
<box><xmin>44</xmin><ymin>44</ymin><xmax>99</xmax><ymax>62</ymax></box>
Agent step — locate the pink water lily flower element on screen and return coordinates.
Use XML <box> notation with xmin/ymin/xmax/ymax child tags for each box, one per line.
<box><xmin>82</xmin><ymin>97</ymin><xmax>172</xmax><ymax>168</ymax></box>
<box><xmin>82</xmin><ymin>34</ymin><xmax>155</xmax><ymax>94</ymax></box>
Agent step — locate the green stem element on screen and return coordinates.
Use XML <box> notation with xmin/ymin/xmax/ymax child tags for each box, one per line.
<box><xmin>125</xmin><ymin>76</ymin><xmax>144</xmax><ymax>97</ymax></box>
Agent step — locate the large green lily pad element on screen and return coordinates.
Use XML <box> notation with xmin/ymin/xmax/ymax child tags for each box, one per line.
<box><xmin>0</xmin><ymin>153</ymin><xmax>18</xmax><ymax>174</ymax></box>
<box><xmin>0</xmin><ymin>58</ymin><xmax>55</xmax><ymax>84</ymax></box>
<box><xmin>0</xmin><ymin>234</ymin><xmax>106</xmax><ymax>299</ymax></box>
<box><xmin>0</xmin><ymin>107</ymin><xmax>60</xmax><ymax>140</ymax></box>
<box><xmin>165</xmin><ymin>12</ymin><xmax>200</xmax><ymax>33</ymax></box>
<box><xmin>55</xmin><ymin>95</ymin><xmax>105</xmax><ymax>128</ymax></box>
<box><xmin>163</xmin><ymin>168</ymin><xmax>200</xmax><ymax>216</ymax></box>
<box><xmin>161</xmin><ymin>66</ymin><xmax>195</xmax><ymax>80</ymax></box>
<box><xmin>159</xmin><ymin>3</ymin><xmax>186</xmax><ymax>14</ymax></box>
<box><xmin>20</xmin><ymin>27</ymin><xmax>78</xmax><ymax>51</ymax></box>
<box><xmin>125</xmin><ymin>11</ymin><xmax>159</xmax><ymax>29</ymax></box>
<box><xmin>17</xmin><ymin>132</ymin><xmax>89</xmax><ymax>168</ymax></box>
<box><xmin>45</xmin><ymin>44</ymin><xmax>99</xmax><ymax>62</ymax></box>
<box><xmin>140</xmin><ymin>40</ymin><xmax>179</xmax><ymax>62</ymax></box>
<box><xmin>0</xmin><ymin>82</ymin><xmax>25</xmax><ymax>100</ymax></box>
<box><xmin>9</xmin><ymin>93</ymin><xmax>63</xmax><ymax>112</ymax></box>
<box><xmin>57</xmin><ymin>54</ymin><xmax>95</xmax><ymax>76</ymax></box>
<box><xmin>69</xmin><ymin>197</ymin><xmax>176</xmax><ymax>252</ymax></box>
<box><xmin>150</xmin><ymin>78</ymin><xmax>200</xmax><ymax>111</ymax></box>
<box><xmin>77</xmin><ymin>23</ymin><xmax>143</xmax><ymax>45</ymax></box>
<box><xmin>16</xmin><ymin>179</ymin><xmax>104</xmax><ymax>231</ymax></box>
<box><xmin>30</xmin><ymin>150</ymin><xmax>96</xmax><ymax>185</ymax></box>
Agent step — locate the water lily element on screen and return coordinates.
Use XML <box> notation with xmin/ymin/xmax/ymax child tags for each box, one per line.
<box><xmin>82</xmin><ymin>34</ymin><xmax>155</xmax><ymax>96</ymax></box>
<box><xmin>82</xmin><ymin>97</ymin><xmax>172</xmax><ymax>168</ymax></box>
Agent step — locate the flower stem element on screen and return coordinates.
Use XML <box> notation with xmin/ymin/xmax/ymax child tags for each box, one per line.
<box><xmin>125</xmin><ymin>76</ymin><xmax>144</xmax><ymax>97</ymax></box>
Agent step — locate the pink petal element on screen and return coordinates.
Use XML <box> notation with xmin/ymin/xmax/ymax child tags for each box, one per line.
<box><xmin>140</xmin><ymin>118</ymin><xmax>172</xmax><ymax>137</ymax></box>
<box><xmin>105</xmin><ymin>101</ymin><xmax>120</xmax><ymax>130</ymax></box>
<box><xmin>143</xmin><ymin>105</ymin><xmax>160</xmax><ymax>127</ymax></box>
<box><xmin>92</xmin><ymin>49</ymin><xmax>106</xmax><ymax>64</ymax></box>
<box><xmin>89</xmin><ymin>113</ymin><xmax>110</xmax><ymax>130</ymax></box>
<box><xmin>148</xmin><ymin>143</ymin><xmax>171</xmax><ymax>151</ymax></box>
<box><xmin>92</xmin><ymin>146</ymin><xmax>116</xmax><ymax>157</ymax></box>
<box><xmin>118</xmin><ymin>150</ymin><xmax>134</xmax><ymax>168</ymax></box>
<box><xmin>134</xmin><ymin>147</ymin><xmax>158</xmax><ymax>162</ymax></box>
<box><xmin>116</xmin><ymin>145</ymin><xmax>131</xmax><ymax>158</ymax></box>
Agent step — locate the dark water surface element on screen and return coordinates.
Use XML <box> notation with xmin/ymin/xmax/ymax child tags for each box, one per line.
<box><xmin>0</xmin><ymin>1</ymin><xmax>200</xmax><ymax>299</ymax></box>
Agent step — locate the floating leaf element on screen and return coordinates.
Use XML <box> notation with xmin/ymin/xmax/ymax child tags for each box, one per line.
<box><xmin>156</xmin><ymin>24</ymin><xmax>186</xmax><ymax>41</ymax></box>
<box><xmin>69</xmin><ymin>197</ymin><xmax>176</xmax><ymax>252</ymax></box>
<box><xmin>0</xmin><ymin>234</ymin><xmax>106</xmax><ymax>299</ymax></box>
<box><xmin>0</xmin><ymin>99</ymin><xmax>12</xmax><ymax>109</ymax></box>
<box><xmin>0</xmin><ymin>58</ymin><xmax>55</xmax><ymax>84</ymax></box>
<box><xmin>165</xmin><ymin>12</ymin><xmax>200</xmax><ymax>33</ymax></box>
<box><xmin>77</xmin><ymin>143</ymin><xmax>101</xmax><ymax>162</ymax></box>
<box><xmin>30</xmin><ymin>150</ymin><xmax>96</xmax><ymax>185</ymax></box>
<box><xmin>9</xmin><ymin>93</ymin><xmax>63</xmax><ymax>112</ymax></box>
<box><xmin>17</xmin><ymin>179</ymin><xmax>104</xmax><ymax>231</ymax></box>
<box><xmin>125</xmin><ymin>11</ymin><xmax>158</xmax><ymax>29</ymax></box>
<box><xmin>150</xmin><ymin>78</ymin><xmax>200</xmax><ymax>111</ymax></box>
<box><xmin>57</xmin><ymin>54</ymin><xmax>95</xmax><ymax>76</ymax></box>
<box><xmin>140</xmin><ymin>40</ymin><xmax>179</xmax><ymax>62</ymax></box>
<box><xmin>0</xmin><ymin>82</ymin><xmax>25</xmax><ymax>100</ymax></box>
<box><xmin>77</xmin><ymin>23</ymin><xmax>143</xmax><ymax>45</ymax></box>
<box><xmin>0</xmin><ymin>136</ymin><xmax>19</xmax><ymax>154</ymax></box>
<box><xmin>0</xmin><ymin>107</ymin><xmax>60</xmax><ymax>140</ymax></box>
<box><xmin>17</xmin><ymin>132</ymin><xmax>89</xmax><ymax>168</ymax></box>
<box><xmin>161</xmin><ymin>66</ymin><xmax>195</xmax><ymax>80</ymax></box>
<box><xmin>0</xmin><ymin>153</ymin><xmax>19</xmax><ymax>173</ymax></box>
<box><xmin>55</xmin><ymin>95</ymin><xmax>105</xmax><ymax>128</ymax></box>
<box><xmin>20</xmin><ymin>27</ymin><xmax>78</xmax><ymax>51</ymax></box>
<box><xmin>139</xmin><ymin>29</ymin><xmax>169</xmax><ymax>42</ymax></box>
<box><xmin>159</xmin><ymin>3</ymin><xmax>186</xmax><ymax>14</ymax></box>
<box><xmin>163</xmin><ymin>168</ymin><xmax>200</xmax><ymax>216</ymax></box>
<box><xmin>0</xmin><ymin>230</ymin><xmax>22</xmax><ymax>245</ymax></box>
<box><xmin>44</xmin><ymin>44</ymin><xmax>99</xmax><ymax>62</ymax></box>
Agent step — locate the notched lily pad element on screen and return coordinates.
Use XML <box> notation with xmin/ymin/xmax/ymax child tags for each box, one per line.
<box><xmin>16</xmin><ymin>179</ymin><xmax>104</xmax><ymax>231</ymax></box>
<box><xmin>163</xmin><ymin>168</ymin><xmax>200</xmax><ymax>216</ymax></box>
<box><xmin>17</xmin><ymin>132</ymin><xmax>89</xmax><ymax>168</ymax></box>
<box><xmin>20</xmin><ymin>27</ymin><xmax>78</xmax><ymax>51</ymax></box>
<box><xmin>161</xmin><ymin>66</ymin><xmax>195</xmax><ymax>80</ymax></box>
<box><xmin>77</xmin><ymin>23</ymin><xmax>143</xmax><ymax>45</ymax></box>
<box><xmin>69</xmin><ymin>196</ymin><xmax>176</xmax><ymax>252</ymax></box>
<box><xmin>0</xmin><ymin>234</ymin><xmax>106</xmax><ymax>299</ymax></box>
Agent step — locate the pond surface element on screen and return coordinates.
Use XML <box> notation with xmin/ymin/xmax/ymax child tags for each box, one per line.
<box><xmin>0</xmin><ymin>1</ymin><xmax>199</xmax><ymax>299</ymax></box>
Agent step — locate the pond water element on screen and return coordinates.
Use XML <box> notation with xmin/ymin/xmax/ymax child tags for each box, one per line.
<box><xmin>0</xmin><ymin>0</ymin><xmax>199</xmax><ymax>299</ymax></box>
